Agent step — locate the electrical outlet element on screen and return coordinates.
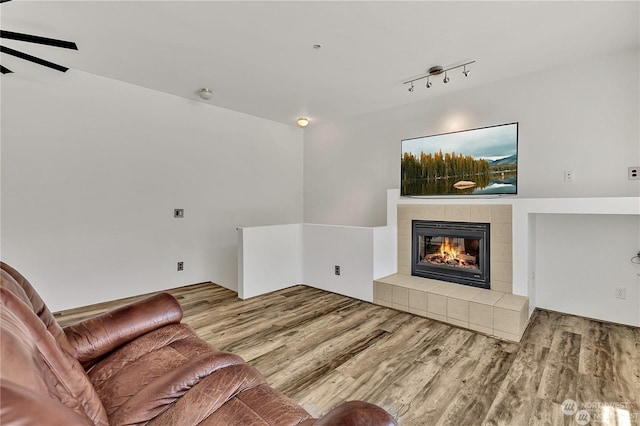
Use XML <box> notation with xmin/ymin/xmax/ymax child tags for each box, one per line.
<box><xmin>564</xmin><ymin>170</ymin><xmax>574</xmax><ymax>183</ymax></box>
<box><xmin>174</xmin><ymin>209</ymin><xmax>184</xmax><ymax>218</ymax></box>
<box><xmin>629</xmin><ymin>166</ymin><xmax>639</xmax><ymax>180</ymax></box>
<box><xmin>177</xmin><ymin>261</ymin><xmax>184</xmax><ymax>271</ymax></box>
<box><xmin>334</xmin><ymin>265</ymin><xmax>341</xmax><ymax>276</ymax></box>
<box><xmin>615</xmin><ymin>287</ymin><xmax>626</xmax><ymax>299</ymax></box>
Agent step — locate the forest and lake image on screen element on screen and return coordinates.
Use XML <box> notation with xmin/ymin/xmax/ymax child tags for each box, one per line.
<box><xmin>401</xmin><ymin>123</ymin><xmax>518</xmax><ymax>196</ymax></box>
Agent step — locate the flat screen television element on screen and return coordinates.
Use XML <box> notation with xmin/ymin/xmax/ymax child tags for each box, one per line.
<box><xmin>401</xmin><ymin>122</ymin><xmax>518</xmax><ymax>197</ymax></box>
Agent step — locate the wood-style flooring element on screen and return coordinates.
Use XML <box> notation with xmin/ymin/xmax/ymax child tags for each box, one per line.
<box><xmin>54</xmin><ymin>283</ymin><xmax>640</xmax><ymax>425</ymax></box>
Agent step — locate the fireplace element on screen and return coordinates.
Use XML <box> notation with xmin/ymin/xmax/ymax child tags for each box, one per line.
<box><xmin>412</xmin><ymin>220</ymin><xmax>490</xmax><ymax>289</ymax></box>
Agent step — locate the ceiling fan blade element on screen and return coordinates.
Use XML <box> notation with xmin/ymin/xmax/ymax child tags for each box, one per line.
<box><xmin>0</xmin><ymin>30</ymin><xmax>78</xmax><ymax>50</ymax></box>
<box><xmin>1</xmin><ymin>65</ymin><xmax>13</xmax><ymax>74</ymax></box>
<box><xmin>0</xmin><ymin>45</ymin><xmax>68</xmax><ymax>72</ymax></box>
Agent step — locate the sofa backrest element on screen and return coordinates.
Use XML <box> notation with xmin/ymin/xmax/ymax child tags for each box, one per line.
<box><xmin>0</xmin><ymin>266</ymin><xmax>109</xmax><ymax>425</ymax></box>
<box><xmin>0</xmin><ymin>262</ymin><xmax>72</xmax><ymax>351</ymax></box>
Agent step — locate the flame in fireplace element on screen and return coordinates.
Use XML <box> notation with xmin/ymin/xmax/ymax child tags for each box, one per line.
<box><xmin>422</xmin><ymin>237</ymin><xmax>477</xmax><ymax>269</ymax></box>
<box><xmin>439</xmin><ymin>238</ymin><xmax>459</xmax><ymax>261</ymax></box>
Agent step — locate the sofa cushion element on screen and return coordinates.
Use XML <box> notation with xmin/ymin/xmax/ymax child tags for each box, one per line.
<box><xmin>86</xmin><ymin>322</ymin><xmax>314</xmax><ymax>425</ymax></box>
<box><xmin>194</xmin><ymin>385</ymin><xmax>315</xmax><ymax>426</ymax></box>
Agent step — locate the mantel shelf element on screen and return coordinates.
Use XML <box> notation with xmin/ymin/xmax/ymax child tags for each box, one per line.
<box><xmin>396</xmin><ymin>196</ymin><xmax>640</xmax><ymax>215</ymax></box>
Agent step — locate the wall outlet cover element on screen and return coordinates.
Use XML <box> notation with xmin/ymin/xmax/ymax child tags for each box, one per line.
<box><xmin>628</xmin><ymin>167</ymin><xmax>639</xmax><ymax>180</ymax></box>
<box><xmin>564</xmin><ymin>170</ymin><xmax>574</xmax><ymax>183</ymax></box>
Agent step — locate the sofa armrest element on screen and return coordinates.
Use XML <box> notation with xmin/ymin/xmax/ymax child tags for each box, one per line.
<box><xmin>313</xmin><ymin>401</ymin><xmax>398</xmax><ymax>426</ymax></box>
<box><xmin>63</xmin><ymin>292</ymin><xmax>183</xmax><ymax>366</ymax></box>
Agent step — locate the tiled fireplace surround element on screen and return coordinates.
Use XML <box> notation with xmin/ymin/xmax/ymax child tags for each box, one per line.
<box><xmin>373</xmin><ymin>204</ymin><xmax>530</xmax><ymax>342</ymax></box>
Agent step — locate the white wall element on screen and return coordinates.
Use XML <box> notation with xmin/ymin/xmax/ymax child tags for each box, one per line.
<box><xmin>303</xmin><ymin>224</ymin><xmax>375</xmax><ymax>302</ymax></box>
<box><xmin>237</xmin><ymin>224</ymin><xmax>303</xmax><ymax>299</ymax></box>
<box><xmin>303</xmin><ymin>47</ymin><xmax>640</xmax><ymax>227</ymax></box>
<box><xmin>535</xmin><ymin>214</ymin><xmax>640</xmax><ymax>326</ymax></box>
<box><xmin>373</xmin><ymin>225</ymin><xmax>396</xmax><ymax>282</ymax></box>
<box><xmin>1</xmin><ymin>70</ymin><xmax>303</xmax><ymax>311</ymax></box>
<box><xmin>238</xmin><ymin>219</ymin><xmax>396</xmax><ymax>303</ymax></box>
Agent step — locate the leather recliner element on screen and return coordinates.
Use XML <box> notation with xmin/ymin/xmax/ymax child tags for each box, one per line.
<box><xmin>0</xmin><ymin>262</ymin><xmax>397</xmax><ymax>425</ymax></box>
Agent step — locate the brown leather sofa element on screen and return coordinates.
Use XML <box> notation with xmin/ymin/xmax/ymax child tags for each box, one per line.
<box><xmin>0</xmin><ymin>262</ymin><xmax>397</xmax><ymax>425</ymax></box>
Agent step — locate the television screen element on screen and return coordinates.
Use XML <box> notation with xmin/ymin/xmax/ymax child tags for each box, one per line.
<box><xmin>401</xmin><ymin>122</ymin><xmax>518</xmax><ymax>196</ymax></box>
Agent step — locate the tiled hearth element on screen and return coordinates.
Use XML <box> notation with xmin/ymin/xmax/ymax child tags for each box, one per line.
<box><xmin>373</xmin><ymin>203</ymin><xmax>529</xmax><ymax>342</ymax></box>
<box><xmin>374</xmin><ymin>274</ymin><xmax>529</xmax><ymax>342</ymax></box>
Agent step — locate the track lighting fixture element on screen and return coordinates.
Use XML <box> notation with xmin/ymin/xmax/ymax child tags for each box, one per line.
<box><xmin>404</xmin><ymin>60</ymin><xmax>475</xmax><ymax>92</ymax></box>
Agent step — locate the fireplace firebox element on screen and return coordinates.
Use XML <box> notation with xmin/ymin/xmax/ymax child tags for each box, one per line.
<box><xmin>412</xmin><ymin>220</ymin><xmax>490</xmax><ymax>289</ymax></box>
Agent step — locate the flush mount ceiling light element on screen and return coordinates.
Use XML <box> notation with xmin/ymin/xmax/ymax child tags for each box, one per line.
<box><xmin>404</xmin><ymin>60</ymin><xmax>475</xmax><ymax>92</ymax></box>
<box><xmin>297</xmin><ymin>117</ymin><xmax>310</xmax><ymax>127</ymax></box>
<box><xmin>198</xmin><ymin>88</ymin><xmax>213</xmax><ymax>100</ymax></box>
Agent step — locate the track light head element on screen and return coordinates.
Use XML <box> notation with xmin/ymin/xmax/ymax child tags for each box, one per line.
<box><xmin>408</xmin><ymin>82</ymin><xmax>414</xmax><ymax>93</ymax></box>
<box><xmin>426</xmin><ymin>78</ymin><xmax>432</xmax><ymax>88</ymax></box>
<box><xmin>443</xmin><ymin>72</ymin><xmax>450</xmax><ymax>84</ymax></box>
<box><xmin>463</xmin><ymin>65</ymin><xmax>470</xmax><ymax>77</ymax></box>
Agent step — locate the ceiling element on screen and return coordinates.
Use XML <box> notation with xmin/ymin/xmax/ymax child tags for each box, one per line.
<box><xmin>1</xmin><ymin>1</ymin><xmax>638</xmax><ymax>126</ymax></box>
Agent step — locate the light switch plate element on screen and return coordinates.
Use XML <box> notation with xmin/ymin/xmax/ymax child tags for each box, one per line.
<box><xmin>629</xmin><ymin>167</ymin><xmax>639</xmax><ymax>180</ymax></box>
